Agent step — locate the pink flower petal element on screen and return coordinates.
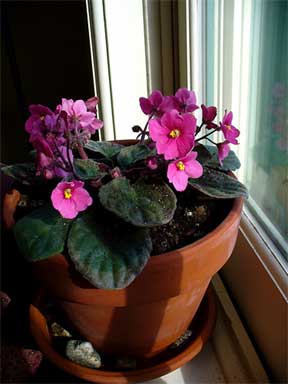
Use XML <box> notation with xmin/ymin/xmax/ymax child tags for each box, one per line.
<box><xmin>87</xmin><ymin>118</ymin><xmax>104</xmax><ymax>133</ymax></box>
<box><xmin>79</xmin><ymin>112</ymin><xmax>96</xmax><ymax>127</ymax></box>
<box><xmin>149</xmin><ymin>119</ymin><xmax>170</xmax><ymax>142</ymax></box>
<box><xmin>149</xmin><ymin>90</ymin><xmax>163</xmax><ymax>107</ymax></box>
<box><xmin>167</xmin><ymin>162</ymin><xmax>178</xmax><ymax>181</ymax></box>
<box><xmin>181</xmin><ymin>113</ymin><xmax>197</xmax><ymax>135</ymax></box>
<box><xmin>162</xmin><ymin>139</ymin><xmax>179</xmax><ymax>160</ymax></box>
<box><xmin>72</xmin><ymin>100</ymin><xmax>87</xmax><ymax>116</ymax></box>
<box><xmin>184</xmin><ymin>159</ymin><xmax>203</xmax><ymax>178</ymax></box>
<box><xmin>161</xmin><ymin>110</ymin><xmax>182</xmax><ymax>130</ymax></box>
<box><xmin>183</xmin><ymin>151</ymin><xmax>197</xmax><ymax>162</ymax></box>
<box><xmin>57</xmin><ymin>199</ymin><xmax>79</xmax><ymax>219</ymax></box>
<box><xmin>176</xmin><ymin>137</ymin><xmax>193</xmax><ymax>158</ymax></box>
<box><xmin>139</xmin><ymin>97</ymin><xmax>153</xmax><ymax>115</ymax></box>
<box><xmin>61</xmin><ymin>98</ymin><xmax>73</xmax><ymax>115</ymax></box>
<box><xmin>167</xmin><ymin>163</ymin><xmax>189</xmax><ymax>191</ymax></box>
<box><xmin>72</xmin><ymin>188</ymin><xmax>93</xmax><ymax>211</ymax></box>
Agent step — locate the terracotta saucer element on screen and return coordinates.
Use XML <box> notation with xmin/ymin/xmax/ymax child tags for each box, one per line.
<box><xmin>29</xmin><ymin>287</ymin><xmax>216</xmax><ymax>384</ymax></box>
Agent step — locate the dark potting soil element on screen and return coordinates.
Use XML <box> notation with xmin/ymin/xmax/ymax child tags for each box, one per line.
<box><xmin>150</xmin><ymin>188</ymin><xmax>232</xmax><ymax>255</ymax></box>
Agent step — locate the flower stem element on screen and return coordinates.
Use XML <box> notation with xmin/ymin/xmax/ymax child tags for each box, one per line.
<box><xmin>66</xmin><ymin>134</ymin><xmax>77</xmax><ymax>177</ymax></box>
<box><xmin>140</xmin><ymin>114</ymin><xmax>154</xmax><ymax>144</ymax></box>
<box><xmin>206</xmin><ymin>137</ymin><xmax>218</xmax><ymax>145</ymax></box>
<box><xmin>195</xmin><ymin>128</ymin><xmax>218</xmax><ymax>142</ymax></box>
<box><xmin>78</xmin><ymin>145</ymin><xmax>88</xmax><ymax>160</ymax></box>
<box><xmin>196</xmin><ymin>122</ymin><xmax>204</xmax><ymax>135</ymax></box>
<box><xmin>53</xmin><ymin>139</ymin><xmax>70</xmax><ymax>169</ymax></box>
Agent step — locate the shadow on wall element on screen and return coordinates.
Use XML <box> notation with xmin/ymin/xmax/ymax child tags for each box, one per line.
<box><xmin>1</xmin><ymin>0</ymin><xmax>94</xmax><ymax>164</ymax></box>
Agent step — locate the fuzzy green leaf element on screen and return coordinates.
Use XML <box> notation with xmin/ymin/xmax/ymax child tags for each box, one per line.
<box><xmin>13</xmin><ymin>205</ymin><xmax>70</xmax><ymax>261</ymax></box>
<box><xmin>1</xmin><ymin>163</ymin><xmax>38</xmax><ymax>184</ymax></box>
<box><xmin>74</xmin><ymin>159</ymin><xmax>107</xmax><ymax>180</ymax></box>
<box><xmin>84</xmin><ymin>140</ymin><xmax>123</xmax><ymax>159</ymax></box>
<box><xmin>99</xmin><ymin>178</ymin><xmax>177</xmax><ymax>226</ymax></box>
<box><xmin>193</xmin><ymin>144</ymin><xmax>212</xmax><ymax>163</ymax></box>
<box><xmin>68</xmin><ymin>212</ymin><xmax>152</xmax><ymax>289</ymax></box>
<box><xmin>117</xmin><ymin>143</ymin><xmax>156</xmax><ymax>168</ymax></box>
<box><xmin>188</xmin><ymin>167</ymin><xmax>248</xmax><ymax>199</ymax></box>
<box><xmin>205</xmin><ymin>145</ymin><xmax>241</xmax><ymax>171</ymax></box>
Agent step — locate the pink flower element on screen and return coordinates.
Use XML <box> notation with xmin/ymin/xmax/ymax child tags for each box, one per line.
<box><xmin>172</xmin><ymin>88</ymin><xmax>198</xmax><ymax>113</ymax></box>
<box><xmin>25</xmin><ymin>104</ymin><xmax>53</xmax><ymax>135</ymax></box>
<box><xmin>167</xmin><ymin>152</ymin><xmax>203</xmax><ymax>192</ymax></box>
<box><xmin>147</xmin><ymin>157</ymin><xmax>158</xmax><ymax>170</ymax></box>
<box><xmin>51</xmin><ymin>180</ymin><xmax>92</xmax><ymax>219</ymax></box>
<box><xmin>85</xmin><ymin>96</ymin><xmax>99</xmax><ymax>113</ymax></box>
<box><xmin>201</xmin><ymin>104</ymin><xmax>218</xmax><ymax>128</ymax></box>
<box><xmin>139</xmin><ymin>90</ymin><xmax>173</xmax><ymax>116</ymax></box>
<box><xmin>220</xmin><ymin>111</ymin><xmax>240</xmax><ymax>144</ymax></box>
<box><xmin>149</xmin><ymin>110</ymin><xmax>196</xmax><ymax>160</ymax></box>
<box><xmin>61</xmin><ymin>98</ymin><xmax>103</xmax><ymax>134</ymax></box>
<box><xmin>217</xmin><ymin>141</ymin><xmax>230</xmax><ymax>165</ymax></box>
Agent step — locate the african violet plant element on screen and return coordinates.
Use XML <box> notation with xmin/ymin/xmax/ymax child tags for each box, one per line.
<box><xmin>3</xmin><ymin>89</ymin><xmax>248</xmax><ymax>289</ymax></box>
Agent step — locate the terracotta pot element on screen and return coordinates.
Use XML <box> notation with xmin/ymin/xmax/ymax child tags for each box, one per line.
<box><xmin>3</xmin><ymin>187</ymin><xmax>243</xmax><ymax>358</ymax></box>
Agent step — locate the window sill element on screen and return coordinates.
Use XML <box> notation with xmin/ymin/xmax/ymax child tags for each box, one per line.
<box><xmin>142</xmin><ymin>274</ymin><xmax>268</xmax><ymax>384</ymax></box>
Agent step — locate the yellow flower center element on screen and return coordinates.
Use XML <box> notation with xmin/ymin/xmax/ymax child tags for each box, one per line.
<box><xmin>39</xmin><ymin>116</ymin><xmax>45</xmax><ymax>121</ymax></box>
<box><xmin>176</xmin><ymin>161</ymin><xmax>185</xmax><ymax>171</ymax></box>
<box><xmin>64</xmin><ymin>188</ymin><xmax>72</xmax><ymax>199</ymax></box>
<box><xmin>225</xmin><ymin>124</ymin><xmax>231</xmax><ymax>130</ymax></box>
<box><xmin>169</xmin><ymin>129</ymin><xmax>181</xmax><ymax>138</ymax></box>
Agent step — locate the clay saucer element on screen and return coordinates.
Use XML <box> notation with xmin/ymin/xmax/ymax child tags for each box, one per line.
<box><xmin>29</xmin><ymin>287</ymin><xmax>216</xmax><ymax>383</ymax></box>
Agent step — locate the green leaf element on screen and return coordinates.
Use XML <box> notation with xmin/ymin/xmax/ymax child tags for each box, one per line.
<box><xmin>13</xmin><ymin>205</ymin><xmax>70</xmax><ymax>261</ymax></box>
<box><xmin>99</xmin><ymin>178</ymin><xmax>177</xmax><ymax>226</ymax></box>
<box><xmin>68</xmin><ymin>212</ymin><xmax>152</xmax><ymax>289</ymax></box>
<box><xmin>1</xmin><ymin>163</ymin><xmax>38</xmax><ymax>184</ymax></box>
<box><xmin>117</xmin><ymin>143</ymin><xmax>156</xmax><ymax>168</ymax></box>
<box><xmin>188</xmin><ymin>167</ymin><xmax>248</xmax><ymax>199</ymax></box>
<box><xmin>84</xmin><ymin>140</ymin><xmax>123</xmax><ymax>159</ymax></box>
<box><xmin>193</xmin><ymin>144</ymin><xmax>212</xmax><ymax>163</ymax></box>
<box><xmin>74</xmin><ymin>159</ymin><xmax>108</xmax><ymax>180</ymax></box>
<box><xmin>205</xmin><ymin>145</ymin><xmax>241</xmax><ymax>171</ymax></box>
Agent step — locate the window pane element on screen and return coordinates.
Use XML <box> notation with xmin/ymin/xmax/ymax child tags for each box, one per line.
<box><xmin>244</xmin><ymin>0</ymin><xmax>287</xmax><ymax>258</ymax></box>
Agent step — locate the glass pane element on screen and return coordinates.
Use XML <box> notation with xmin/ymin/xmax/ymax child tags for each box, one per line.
<box><xmin>244</xmin><ymin>0</ymin><xmax>287</xmax><ymax>258</ymax></box>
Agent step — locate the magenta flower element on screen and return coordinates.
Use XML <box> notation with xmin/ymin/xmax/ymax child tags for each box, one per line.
<box><xmin>25</xmin><ymin>104</ymin><xmax>53</xmax><ymax>135</ymax></box>
<box><xmin>201</xmin><ymin>105</ymin><xmax>218</xmax><ymax>128</ymax></box>
<box><xmin>149</xmin><ymin>110</ymin><xmax>196</xmax><ymax>160</ymax></box>
<box><xmin>51</xmin><ymin>180</ymin><xmax>92</xmax><ymax>219</ymax></box>
<box><xmin>220</xmin><ymin>111</ymin><xmax>240</xmax><ymax>144</ymax></box>
<box><xmin>167</xmin><ymin>152</ymin><xmax>203</xmax><ymax>192</ymax></box>
<box><xmin>30</xmin><ymin>134</ymin><xmax>54</xmax><ymax>158</ymax></box>
<box><xmin>172</xmin><ymin>88</ymin><xmax>198</xmax><ymax>113</ymax></box>
<box><xmin>85</xmin><ymin>96</ymin><xmax>99</xmax><ymax>113</ymax></box>
<box><xmin>147</xmin><ymin>157</ymin><xmax>158</xmax><ymax>170</ymax></box>
<box><xmin>217</xmin><ymin>141</ymin><xmax>230</xmax><ymax>165</ymax></box>
<box><xmin>61</xmin><ymin>98</ymin><xmax>103</xmax><ymax>134</ymax></box>
<box><xmin>139</xmin><ymin>90</ymin><xmax>173</xmax><ymax>116</ymax></box>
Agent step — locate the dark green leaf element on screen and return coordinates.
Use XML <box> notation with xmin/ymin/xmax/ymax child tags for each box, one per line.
<box><xmin>68</xmin><ymin>212</ymin><xmax>152</xmax><ymax>289</ymax></box>
<box><xmin>74</xmin><ymin>159</ymin><xmax>108</xmax><ymax>180</ymax></box>
<box><xmin>1</xmin><ymin>163</ymin><xmax>37</xmax><ymax>184</ymax></box>
<box><xmin>189</xmin><ymin>167</ymin><xmax>248</xmax><ymax>199</ymax></box>
<box><xmin>117</xmin><ymin>143</ymin><xmax>156</xmax><ymax>168</ymax></box>
<box><xmin>193</xmin><ymin>144</ymin><xmax>212</xmax><ymax>164</ymax></box>
<box><xmin>84</xmin><ymin>140</ymin><xmax>123</xmax><ymax>159</ymax></box>
<box><xmin>99</xmin><ymin>178</ymin><xmax>177</xmax><ymax>226</ymax></box>
<box><xmin>205</xmin><ymin>145</ymin><xmax>241</xmax><ymax>171</ymax></box>
<box><xmin>13</xmin><ymin>205</ymin><xmax>70</xmax><ymax>261</ymax></box>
